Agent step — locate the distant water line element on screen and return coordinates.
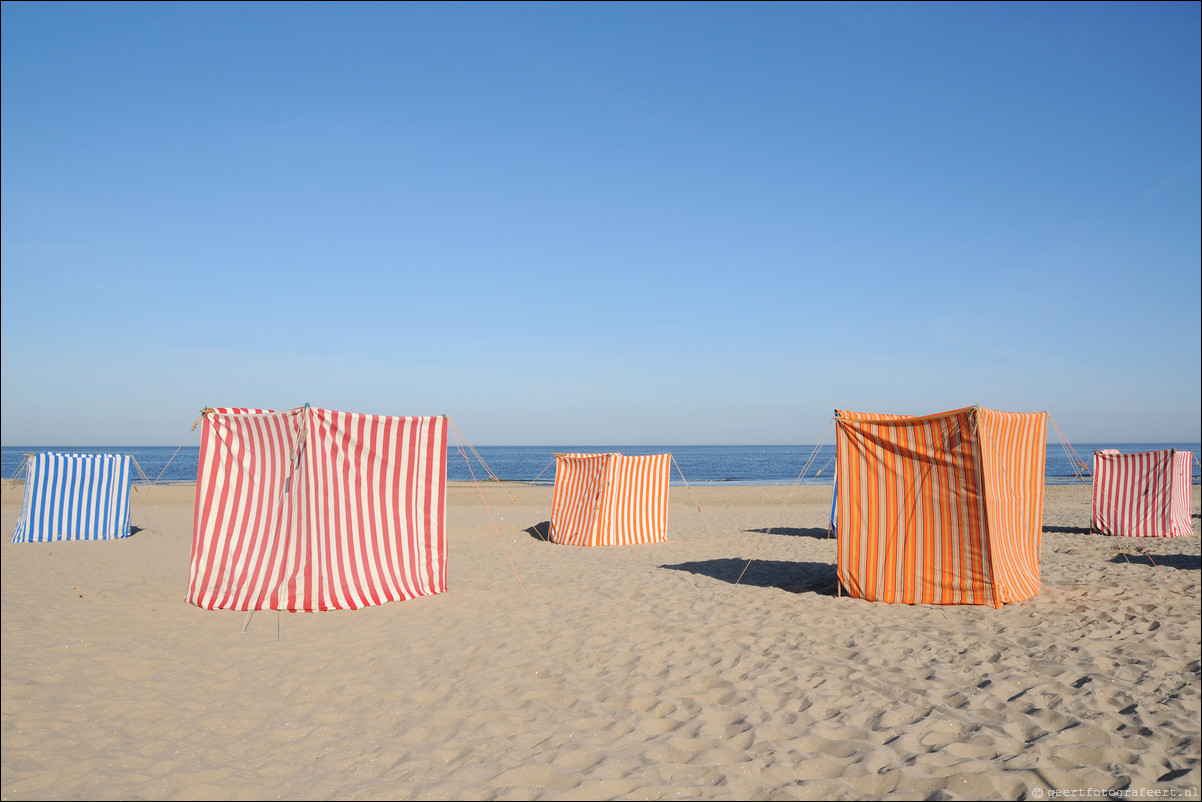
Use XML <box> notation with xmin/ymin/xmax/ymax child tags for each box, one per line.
<box><xmin>3</xmin><ymin>444</ymin><xmax>1199</xmax><ymax>486</ymax></box>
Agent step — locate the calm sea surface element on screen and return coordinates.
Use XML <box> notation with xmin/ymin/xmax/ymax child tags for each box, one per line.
<box><xmin>3</xmin><ymin>444</ymin><xmax>1199</xmax><ymax>486</ymax></box>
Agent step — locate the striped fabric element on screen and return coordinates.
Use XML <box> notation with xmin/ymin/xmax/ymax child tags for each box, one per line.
<box><xmin>1091</xmin><ymin>449</ymin><xmax>1193</xmax><ymax>538</ymax></box>
<box><xmin>12</xmin><ymin>452</ymin><xmax>132</xmax><ymax>542</ymax></box>
<box><xmin>188</xmin><ymin>407</ymin><xmax>448</xmax><ymax>611</ymax></box>
<box><xmin>834</xmin><ymin>406</ymin><xmax>1047</xmax><ymax>607</ymax></box>
<box><xmin>549</xmin><ymin>453</ymin><xmax>671</xmax><ymax>546</ymax></box>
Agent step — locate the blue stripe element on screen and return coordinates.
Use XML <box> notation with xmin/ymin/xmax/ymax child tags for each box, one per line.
<box><xmin>11</xmin><ymin>453</ymin><xmax>132</xmax><ymax>542</ymax></box>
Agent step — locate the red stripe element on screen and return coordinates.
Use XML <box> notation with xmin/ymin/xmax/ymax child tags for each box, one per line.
<box><xmin>1092</xmin><ymin>449</ymin><xmax>1191</xmax><ymax>537</ymax></box>
<box><xmin>188</xmin><ymin>407</ymin><xmax>447</xmax><ymax>611</ymax></box>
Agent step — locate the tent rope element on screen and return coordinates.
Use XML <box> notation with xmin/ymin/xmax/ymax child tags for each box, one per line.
<box><xmin>448</xmin><ymin>420</ymin><xmax>532</xmax><ymax>595</ymax></box>
<box><xmin>1110</xmin><ymin>538</ymin><xmax>1168</xmax><ymax>582</ymax></box>
<box><xmin>449</xmin><ymin>422</ymin><xmax>503</xmax><ymax>483</ymax></box>
<box><xmin>149</xmin><ymin>419</ymin><xmax>205</xmax><ymax>486</ymax></box>
<box><xmin>2</xmin><ymin>453</ymin><xmax>33</xmax><ymax>495</ymax></box>
<box><xmin>530</xmin><ymin>458</ymin><xmax>556</xmax><ymax>485</ymax></box>
<box><xmin>130</xmin><ymin>456</ymin><xmax>152</xmax><ymax>486</ymax></box>
<box><xmin>812</xmin><ymin>451</ymin><xmax>836</xmax><ymax>480</ymax></box>
<box><xmin>671</xmin><ymin>455</ymin><xmax>702</xmax><ymax>513</ymax></box>
<box><xmin>447</xmin><ymin>419</ymin><xmax>520</xmax><ymax>503</ymax></box>
<box><xmin>733</xmin><ymin>419</ymin><xmax>835</xmax><ymax>587</ymax></box>
<box><xmin>1052</xmin><ymin>419</ymin><xmax>1092</xmax><ymax>485</ymax></box>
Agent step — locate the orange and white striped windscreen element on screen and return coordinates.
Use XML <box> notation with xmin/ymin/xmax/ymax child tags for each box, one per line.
<box><xmin>834</xmin><ymin>406</ymin><xmax>1046</xmax><ymax>607</ymax></box>
<box><xmin>549</xmin><ymin>453</ymin><xmax>670</xmax><ymax>546</ymax></box>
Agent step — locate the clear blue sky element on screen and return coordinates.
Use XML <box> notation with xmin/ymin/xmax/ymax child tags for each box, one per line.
<box><xmin>2</xmin><ymin>1</ymin><xmax>1199</xmax><ymax>446</ymax></box>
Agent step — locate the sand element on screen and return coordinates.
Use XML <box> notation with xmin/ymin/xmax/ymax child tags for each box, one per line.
<box><xmin>2</xmin><ymin>480</ymin><xmax>1199</xmax><ymax>801</ymax></box>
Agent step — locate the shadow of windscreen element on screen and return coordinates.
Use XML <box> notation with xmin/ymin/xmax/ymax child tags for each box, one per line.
<box><xmin>744</xmin><ymin>526</ymin><xmax>831</xmax><ymax>539</ymax></box>
<box><xmin>1107</xmin><ymin>552</ymin><xmax>1201</xmax><ymax>571</ymax></box>
<box><xmin>525</xmin><ymin>521</ymin><xmax>551</xmax><ymax>541</ymax></box>
<box><xmin>661</xmin><ymin>558</ymin><xmax>838</xmax><ymax>595</ymax></box>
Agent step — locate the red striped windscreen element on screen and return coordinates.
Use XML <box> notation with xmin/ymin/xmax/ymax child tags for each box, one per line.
<box><xmin>188</xmin><ymin>407</ymin><xmax>447</xmax><ymax>611</ymax></box>
<box><xmin>1091</xmin><ymin>449</ymin><xmax>1193</xmax><ymax>538</ymax></box>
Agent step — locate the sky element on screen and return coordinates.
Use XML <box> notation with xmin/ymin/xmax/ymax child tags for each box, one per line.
<box><xmin>2</xmin><ymin>1</ymin><xmax>1199</xmax><ymax>447</ymax></box>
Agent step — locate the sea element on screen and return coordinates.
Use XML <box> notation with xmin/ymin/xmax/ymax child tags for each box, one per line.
<box><xmin>3</xmin><ymin>443</ymin><xmax>1199</xmax><ymax>486</ymax></box>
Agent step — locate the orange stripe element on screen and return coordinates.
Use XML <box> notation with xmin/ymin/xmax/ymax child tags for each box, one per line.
<box><xmin>835</xmin><ymin>407</ymin><xmax>1044</xmax><ymax>606</ymax></box>
<box><xmin>550</xmin><ymin>453</ymin><xmax>670</xmax><ymax>546</ymax></box>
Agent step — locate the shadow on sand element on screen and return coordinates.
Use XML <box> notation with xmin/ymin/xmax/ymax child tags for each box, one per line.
<box><xmin>743</xmin><ymin>526</ymin><xmax>832</xmax><ymax>539</ymax></box>
<box><xmin>1107</xmin><ymin>552</ymin><xmax>1201</xmax><ymax>571</ymax></box>
<box><xmin>660</xmin><ymin>558</ymin><xmax>838</xmax><ymax>595</ymax></box>
<box><xmin>525</xmin><ymin>521</ymin><xmax>551</xmax><ymax>541</ymax></box>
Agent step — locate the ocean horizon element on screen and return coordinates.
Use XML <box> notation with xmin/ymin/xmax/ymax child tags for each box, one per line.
<box><xmin>3</xmin><ymin>443</ymin><xmax>1200</xmax><ymax>487</ymax></box>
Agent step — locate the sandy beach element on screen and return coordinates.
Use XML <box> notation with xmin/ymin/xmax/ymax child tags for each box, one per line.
<box><xmin>2</xmin><ymin>480</ymin><xmax>1199</xmax><ymax>801</ymax></box>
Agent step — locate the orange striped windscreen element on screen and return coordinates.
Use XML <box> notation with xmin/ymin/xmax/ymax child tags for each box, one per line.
<box><xmin>549</xmin><ymin>453</ymin><xmax>670</xmax><ymax>546</ymax></box>
<box><xmin>548</xmin><ymin>454</ymin><xmax>608</xmax><ymax>546</ymax></box>
<box><xmin>834</xmin><ymin>406</ymin><xmax>1045</xmax><ymax>607</ymax></box>
<box><xmin>975</xmin><ymin>408</ymin><xmax>1046</xmax><ymax>603</ymax></box>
